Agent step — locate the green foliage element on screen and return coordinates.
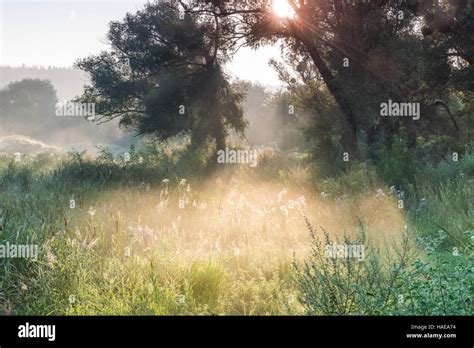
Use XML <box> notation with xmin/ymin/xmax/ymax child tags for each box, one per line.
<box><xmin>295</xmin><ymin>82</ymin><xmax>348</xmax><ymax>175</ymax></box>
<box><xmin>311</xmin><ymin>163</ymin><xmax>380</xmax><ymax>198</ymax></box>
<box><xmin>76</xmin><ymin>0</ymin><xmax>245</xmax><ymax>150</ymax></box>
<box><xmin>0</xmin><ymin>160</ymin><xmax>33</xmax><ymax>193</ymax></box>
<box><xmin>373</xmin><ymin>133</ymin><xmax>419</xmax><ymax>188</ymax></box>
<box><xmin>188</xmin><ymin>261</ymin><xmax>225</xmax><ymax>307</ymax></box>
<box><xmin>393</xmin><ymin>231</ymin><xmax>473</xmax><ymax>315</ymax></box>
<box><xmin>0</xmin><ymin>79</ymin><xmax>57</xmax><ymax>138</ymax></box>
<box><xmin>294</xmin><ymin>220</ymin><xmax>473</xmax><ymax>315</ymax></box>
<box><xmin>0</xmin><ymin>151</ymin><xmax>296</xmax><ymax>315</ymax></box>
<box><xmin>294</xmin><ymin>220</ymin><xmax>412</xmax><ymax>315</ymax></box>
<box><xmin>408</xmin><ymin>178</ymin><xmax>473</xmax><ymax>250</ymax></box>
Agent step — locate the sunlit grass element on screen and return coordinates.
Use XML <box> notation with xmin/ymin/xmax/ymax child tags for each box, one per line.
<box><xmin>0</xmin><ymin>148</ymin><xmax>470</xmax><ymax>315</ymax></box>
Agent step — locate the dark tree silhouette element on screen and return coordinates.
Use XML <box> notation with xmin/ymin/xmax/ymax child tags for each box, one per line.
<box><xmin>76</xmin><ymin>0</ymin><xmax>246</xmax><ymax>150</ymax></box>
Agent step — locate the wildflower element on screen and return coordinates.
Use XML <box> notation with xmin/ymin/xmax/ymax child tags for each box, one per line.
<box><xmin>46</xmin><ymin>250</ymin><xmax>56</xmax><ymax>266</ymax></box>
<box><xmin>179</xmin><ymin>179</ymin><xmax>187</xmax><ymax>186</ymax></box>
<box><xmin>160</xmin><ymin>179</ymin><xmax>170</xmax><ymax>201</ymax></box>
<box><xmin>128</xmin><ymin>225</ymin><xmax>154</xmax><ymax>243</ymax></box>
<box><xmin>320</xmin><ymin>192</ymin><xmax>329</xmax><ymax>199</ymax></box>
<box><xmin>277</xmin><ymin>189</ymin><xmax>288</xmax><ymax>202</ymax></box>
<box><xmin>88</xmin><ymin>207</ymin><xmax>96</xmax><ymax>218</ymax></box>
<box><xmin>74</xmin><ymin>228</ymin><xmax>82</xmax><ymax>239</ymax></box>
<box><xmin>296</xmin><ymin>195</ymin><xmax>306</xmax><ymax>206</ymax></box>
<box><xmin>416</xmin><ymin>198</ymin><xmax>428</xmax><ymax>214</ymax></box>
<box><xmin>376</xmin><ymin>189</ymin><xmax>385</xmax><ymax>198</ymax></box>
<box><xmin>280</xmin><ymin>205</ymin><xmax>289</xmax><ymax>217</ymax></box>
<box><xmin>87</xmin><ymin>238</ymin><xmax>98</xmax><ymax>250</ymax></box>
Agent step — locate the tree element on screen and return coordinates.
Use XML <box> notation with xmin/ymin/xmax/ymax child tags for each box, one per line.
<box><xmin>77</xmin><ymin>0</ymin><xmax>471</xmax><ymax>157</ymax></box>
<box><xmin>191</xmin><ymin>0</ymin><xmax>469</xmax><ymax>155</ymax></box>
<box><xmin>0</xmin><ymin>79</ymin><xmax>58</xmax><ymax>138</ymax></box>
<box><xmin>76</xmin><ymin>0</ymin><xmax>245</xmax><ymax>151</ymax></box>
<box><xmin>421</xmin><ymin>0</ymin><xmax>474</xmax><ymax>91</ymax></box>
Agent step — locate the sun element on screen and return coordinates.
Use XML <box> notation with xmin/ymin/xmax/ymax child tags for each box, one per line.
<box><xmin>272</xmin><ymin>0</ymin><xmax>296</xmax><ymax>19</ymax></box>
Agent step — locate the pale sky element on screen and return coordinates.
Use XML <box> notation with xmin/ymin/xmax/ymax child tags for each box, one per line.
<box><xmin>0</xmin><ymin>0</ymin><xmax>283</xmax><ymax>87</ymax></box>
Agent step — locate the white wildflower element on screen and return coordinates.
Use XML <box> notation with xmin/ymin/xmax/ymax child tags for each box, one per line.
<box><xmin>296</xmin><ymin>195</ymin><xmax>306</xmax><ymax>206</ymax></box>
<box><xmin>280</xmin><ymin>205</ymin><xmax>289</xmax><ymax>217</ymax></box>
<box><xmin>88</xmin><ymin>207</ymin><xmax>96</xmax><ymax>217</ymax></box>
<box><xmin>277</xmin><ymin>189</ymin><xmax>288</xmax><ymax>202</ymax></box>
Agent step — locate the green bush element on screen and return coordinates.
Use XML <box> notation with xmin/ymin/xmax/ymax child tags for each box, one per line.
<box><xmin>294</xmin><ymin>219</ymin><xmax>473</xmax><ymax>315</ymax></box>
<box><xmin>374</xmin><ymin>134</ymin><xmax>419</xmax><ymax>188</ymax></box>
<box><xmin>393</xmin><ymin>231</ymin><xmax>473</xmax><ymax>315</ymax></box>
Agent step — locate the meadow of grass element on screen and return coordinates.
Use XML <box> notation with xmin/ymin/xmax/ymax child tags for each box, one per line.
<box><xmin>0</xmin><ymin>143</ymin><xmax>472</xmax><ymax>315</ymax></box>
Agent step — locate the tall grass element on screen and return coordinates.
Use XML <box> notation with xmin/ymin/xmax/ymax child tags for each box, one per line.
<box><xmin>0</xmin><ymin>145</ymin><xmax>471</xmax><ymax>315</ymax></box>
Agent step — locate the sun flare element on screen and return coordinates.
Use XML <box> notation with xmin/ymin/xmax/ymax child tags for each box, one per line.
<box><xmin>272</xmin><ymin>0</ymin><xmax>295</xmax><ymax>19</ymax></box>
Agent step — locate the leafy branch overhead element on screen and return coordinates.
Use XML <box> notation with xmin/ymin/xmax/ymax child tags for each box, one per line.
<box><xmin>76</xmin><ymin>1</ymin><xmax>246</xmax><ymax>149</ymax></box>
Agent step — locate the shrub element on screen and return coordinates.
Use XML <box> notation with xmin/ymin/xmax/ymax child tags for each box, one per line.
<box><xmin>373</xmin><ymin>134</ymin><xmax>419</xmax><ymax>188</ymax></box>
<box><xmin>393</xmin><ymin>231</ymin><xmax>473</xmax><ymax>315</ymax></box>
<box><xmin>294</xmin><ymin>219</ymin><xmax>473</xmax><ymax>315</ymax></box>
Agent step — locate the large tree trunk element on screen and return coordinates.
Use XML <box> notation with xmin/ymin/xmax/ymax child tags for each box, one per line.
<box><xmin>295</xmin><ymin>27</ymin><xmax>360</xmax><ymax>157</ymax></box>
<box><xmin>214</xmin><ymin>124</ymin><xmax>226</xmax><ymax>152</ymax></box>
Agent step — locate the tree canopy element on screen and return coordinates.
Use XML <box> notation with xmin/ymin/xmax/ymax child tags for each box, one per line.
<box><xmin>76</xmin><ymin>0</ymin><xmax>246</xmax><ymax>150</ymax></box>
<box><xmin>77</xmin><ymin>0</ymin><xmax>473</xmax><ymax>156</ymax></box>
